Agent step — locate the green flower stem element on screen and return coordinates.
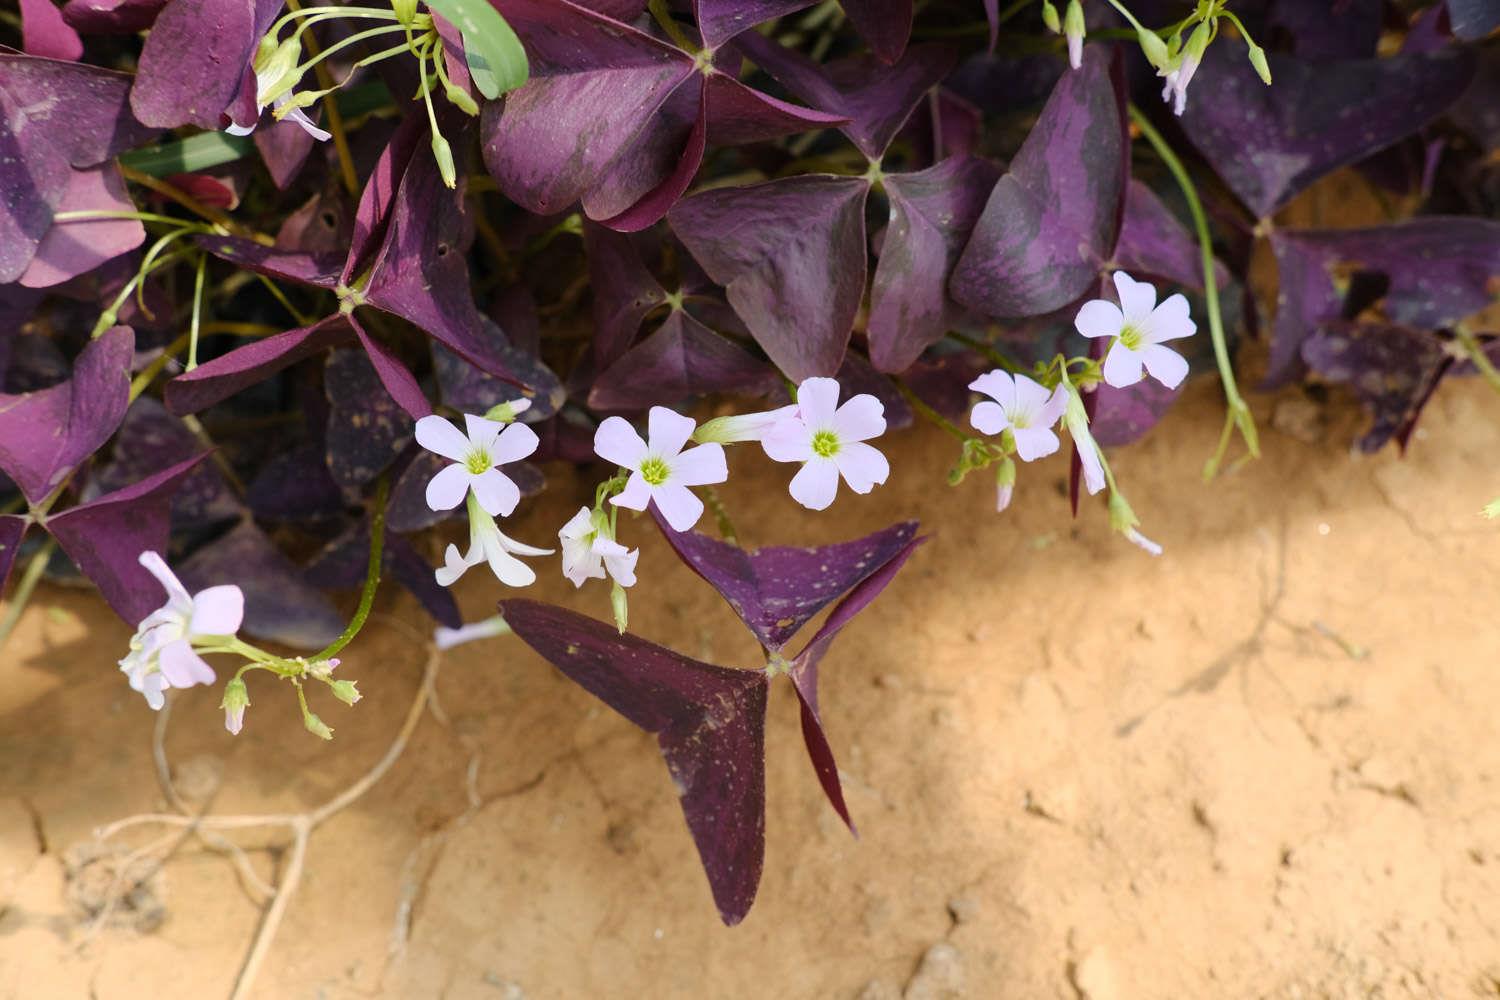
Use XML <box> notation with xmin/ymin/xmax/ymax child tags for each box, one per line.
<box><xmin>313</xmin><ymin>475</ymin><xmax>389</xmax><ymax>662</ymax></box>
<box><xmin>92</xmin><ymin>238</ymin><xmax>196</xmax><ymax>337</ymax></box>
<box><xmin>274</xmin><ymin>22</ymin><xmax>412</xmax><ymax>101</ymax></box>
<box><xmin>648</xmin><ymin>0</ymin><xmax>699</xmax><ymax>52</ymax></box>
<box><xmin>254</xmin><ymin>272</ymin><xmax>315</xmax><ymax>327</ymax></box>
<box><xmin>1127</xmin><ymin>103</ymin><xmax>1259</xmax><ymax>480</ymax></box>
<box><xmin>266</xmin><ymin>5</ymin><xmax>396</xmax><ymax>40</ymax></box>
<box><xmin>702</xmin><ymin>486</ymin><xmax>739</xmax><ymax>546</ymax></box>
<box><xmin>1457</xmin><ymin>330</ymin><xmax>1500</xmax><ymax>397</ymax></box>
<box><xmin>892</xmin><ymin>376</ymin><xmax>968</xmax><ymax>443</ymax></box>
<box><xmin>188</xmin><ymin>252</ymin><xmax>207</xmax><ymax>371</ymax></box>
<box><xmin>53</xmin><ymin>210</ymin><xmax>193</xmax><ymax>226</ymax></box>
<box><xmin>0</xmin><ymin>538</ymin><xmax>57</xmax><ymax>656</ymax></box>
<box><xmin>946</xmin><ymin>330</ymin><xmax>1027</xmax><ymax>373</ymax></box>
<box><xmin>283</xmin><ymin>0</ymin><xmax>368</xmax><ymax>196</ymax></box>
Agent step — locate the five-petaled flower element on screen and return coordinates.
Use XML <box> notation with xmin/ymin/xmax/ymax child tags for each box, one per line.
<box><xmin>761</xmin><ymin>377</ymin><xmax>889</xmax><ymax>512</ymax></box>
<box><xmin>559</xmin><ymin>507</ymin><xmax>639</xmax><ymax>589</ymax></box>
<box><xmin>118</xmin><ymin>552</ymin><xmax>244</xmax><ymax>711</ymax></box>
<box><xmin>968</xmin><ymin>370</ymin><xmax>1068</xmax><ymax>462</ymax></box>
<box><xmin>595</xmin><ymin>407</ymin><xmax>728</xmax><ymax>532</ymax></box>
<box><xmin>436</xmin><ymin>495</ymin><xmax>553</xmax><ymax>588</ymax></box>
<box><xmin>1074</xmin><ymin>272</ymin><xmax>1196</xmax><ymax>390</ymax></box>
<box><xmin>417</xmin><ymin>413</ymin><xmax>539</xmax><ymax>517</ymax></box>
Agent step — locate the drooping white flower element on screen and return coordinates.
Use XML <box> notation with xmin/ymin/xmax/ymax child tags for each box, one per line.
<box><xmin>416</xmin><ymin>413</ymin><xmax>539</xmax><ymax>517</ymax></box>
<box><xmin>434</xmin><ymin>496</ymin><xmax>553</xmax><ymax>588</ymax></box>
<box><xmin>224</xmin><ymin>35</ymin><xmax>331</xmax><ymax>142</ymax></box>
<box><xmin>1074</xmin><ymin>272</ymin><xmax>1196</xmax><ymax>389</ymax></box>
<box><xmin>692</xmin><ymin>405</ymin><xmax>797</xmax><ymax>445</ymax></box>
<box><xmin>595</xmin><ymin>407</ymin><xmax>728</xmax><ymax>533</ymax></box>
<box><xmin>761</xmin><ymin>377</ymin><xmax>889</xmax><ymax>511</ymax></box>
<box><xmin>968</xmin><ymin>370</ymin><xmax>1068</xmax><ymax>462</ymax></box>
<box><xmin>558</xmin><ymin>507</ymin><xmax>639</xmax><ymax>589</ymax></box>
<box><xmin>1061</xmin><ymin>386</ymin><xmax>1107</xmax><ymax>496</ymax></box>
<box><xmin>119</xmin><ymin>552</ymin><xmax>244</xmax><ymax>711</ymax></box>
<box><xmin>435</xmin><ymin>615</ymin><xmax>513</xmax><ymax>651</ymax></box>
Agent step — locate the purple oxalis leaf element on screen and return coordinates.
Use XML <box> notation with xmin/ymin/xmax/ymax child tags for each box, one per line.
<box><xmin>1301</xmin><ymin>322</ymin><xmax>1452</xmax><ymax>453</ymax></box>
<box><xmin>254</xmin><ymin>115</ymin><xmax>318</xmax><ymax>191</ymax></box>
<box><xmin>839</xmin><ymin>0</ymin><xmax>912</xmax><ymax>64</ymax></box>
<box><xmin>178</xmin><ymin>518</ymin><xmax>343</xmax><ymax>649</ymax></box>
<box><xmin>0</xmin><ymin>325</ymin><xmax>132</xmax><ymax>505</ymax></box>
<box><xmin>1090</xmin><ymin>377</ymin><xmax>1185</xmax><ymax>448</ymax></box>
<box><xmin>130</xmin><ymin>0</ymin><xmax>280</xmax><ymax>129</ymax></box>
<box><xmin>433</xmin><ymin>316</ymin><xmax>566</xmax><ymax>421</ymax></box>
<box><xmin>588</xmin><ymin>309</ymin><xmax>778</xmax><ymax>412</ymax></box>
<box><xmin>324</xmin><ymin>349</ymin><xmax>415</xmax><ymax>491</ymax></box>
<box><xmin>499</xmin><ymin>598</ymin><xmax>768</xmax><ymax>926</ymax></box>
<box><xmin>1113</xmin><ymin>180</ymin><xmax>1227</xmax><ymax>294</ymax></box>
<box><xmin>18</xmin><ymin>163</ymin><xmax>144</xmax><ymax>288</ymax></box>
<box><xmin>62</xmin><ymin>0</ymin><xmax>170</xmax><ymax>33</ymax></box>
<box><xmin>0</xmin><ymin>515</ymin><xmax>28</xmax><ymax>598</ymax></box>
<box><xmin>670</xmin><ymin>175</ymin><xmax>869</xmax><ymax>381</ymax></box>
<box><xmin>950</xmin><ymin>45</ymin><xmax>1126</xmax><ymax>320</ymax></box>
<box><xmin>869</xmin><ymin>155</ymin><xmax>1001</xmax><ymax>372</ymax></box>
<box><xmin>45</xmin><ymin>452</ymin><xmax>212</xmax><ymax>623</ymax></box>
<box><xmin>245</xmin><ymin>442</ymin><xmax>345</xmax><ymax>523</ymax></box>
<box><xmin>835</xmin><ymin>351</ymin><xmax>913</xmax><ymax>430</ymax></box>
<box><xmin>1448</xmin><ymin>0</ymin><xmax>1500</xmax><ymax>40</ymax></box>
<box><xmin>90</xmin><ymin>397</ymin><xmax>240</xmax><ymax>530</ymax></box>
<box><xmin>583</xmin><ymin>221</ymin><xmax>670</xmax><ymax>367</ymax></box>
<box><xmin>164</xmin><ymin>315</ymin><xmax>353</xmax><ymax>416</ymax></box>
<box><xmin>1178</xmin><ymin>45</ymin><xmax>1476</xmax><ymax>219</ymax></box>
<box><xmin>20</xmin><ymin>0</ymin><xmax>84</xmax><ymax>61</ymax></box>
<box><xmin>195</xmin><ymin>235</ymin><xmax>344</xmax><ymax>289</ymax></box>
<box><xmin>692</xmin><ymin>0</ymin><xmax>816</xmax><ymax>49</ymax></box>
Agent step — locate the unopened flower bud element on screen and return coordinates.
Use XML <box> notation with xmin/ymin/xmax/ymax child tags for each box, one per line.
<box><xmin>304</xmin><ymin>711</ymin><xmax>334</xmax><ymax>740</ymax></box>
<box><xmin>1041</xmin><ymin>0</ymin><xmax>1061</xmax><ymax>33</ymax></box>
<box><xmin>1136</xmin><ymin>28</ymin><xmax>1170</xmax><ymax>71</ymax></box>
<box><xmin>445</xmin><ymin>80</ymin><xmax>480</xmax><ymax>116</ymax></box>
<box><xmin>329</xmin><ymin>679</ymin><xmax>361</xmax><ymax>706</ymax></box>
<box><xmin>431</xmin><ymin>133</ymin><xmax>457</xmax><ymax>189</ymax></box>
<box><xmin>392</xmin><ymin>0</ymin><xmax>418</xmax><ymax>25</ymax></box>
<box><xmin>483</xmin><ymin>398</ymin><xmax>532</xmax><ymax>423</ymax></box>
<box><xmin>1063</xmin><ymin>0</ymin><xmax>1085</xmax><ymax>69</ymax></box>
<box><xmin>611</xmin><ymin>581</ymin><xmax>629</xmax><ymax>635</ymax></box>
<box><xmin>1247</xmin><ymin>43</ymin><xmax>1272</xmax><ymax>85</ymax></box>
<box><xmin>220</xmin><ymin>677</ymin><xmax>250</xmax><ymax>735</ymax></box>
<box><xmin>994</xmin><ymin>456</ymin><xmax>1017</xmax><ymax>513</ymax></box>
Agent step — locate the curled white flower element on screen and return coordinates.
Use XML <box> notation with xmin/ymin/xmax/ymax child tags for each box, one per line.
<box><xmin>119</xmin><ymin>552</ymin><xmax>244</xmax><ymax>711</ymax></box>
<box><xmin>435</xmin><ymin>497</ymin><xmax>553</xmax><ymax>588</ymax></box>
<box><xmin>559</xmin><ymin>507</ymin><xmax>639</xmax><ymax>589</ymax></box>
<box><xmin>417</xmin><ymin>413</ymin><xmax>539</xmax><ymax>517</ymax></box>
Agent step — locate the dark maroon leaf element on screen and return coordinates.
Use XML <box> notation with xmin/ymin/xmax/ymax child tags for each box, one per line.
<box><xmin>951</xmin><ymin>45</ymin><xmax>1126</xmax><ymax>319</ymax></box>
<box><xmin>836</xmin><ymin>352</ymin><xmax>912</xmax><ymax>430</ymax></box>
<box><xmin>90</xmin><ymin>397</ymin><xmax>240</xmax><ymax>530</ymax></box>
<box><xmin>245</xmin><ymin>442</ymin><xmax>345</xmax><ymax>523</ymax></box>
<box><xmin>589</xmin><ymin>309</ymin><xmax>778</xmax><ymax>411</ymax></box>
<box><xmin>840</xmin><ymin>0</ymin><xmax>912</xmax><ymax>64</ymax></box>
<box><xmin>62</xmin><ymin>0</ymin><xmax>169</xmax><ymax>33</ymax></box>
<box><xmin>324</xmin><ymin>349</ymin><xmax>414</xmax><ymax>491</ymax></box>
<box><xmin>46</xmin><ymin>452</ymin><xmax>212</xmax><ymax>623</ymax></box>
<box><xmin>197</xmin><ymin>235</ymin><xmax>343</xmax><ymax>289</ymax></box>
<box><xmin>0</xmin><ymin>325</ymin><xmax>132</xmax><ymax>505</ymax></box>
<box><xmin>304</xmin><ymin>523</ymin><xmax>462</xmax><ymax>629</ymax></box>
<box><xmin>1263</xmin><ymin>0</ymin><xmax>1381</xmax><ymax>61</ymax></box>
<box><xmin>254</xmin><ymin>116</ymin><xmax>318</xmax><ymax>191</ymax></box>
<box><xmin>130</xmin><ymin>0</ymin><xmax>279</xmax><ymax>129</ymax></box>
<box><xmin>499</xmin><ymin>598</ymin><xmax>768</xmax><ymax>926</ymax></box>
<box><xmin>164</xmin><ymin>316</ymin><xmax>352</xmax><ymax>415</ymax></box>
<box><xmin>276</xmin><ymin>186</ymin><xmax>354</xmax><ymax>257</ymax></box>
<box><xmin>1302</xmin><ymin>322</ymin><xmax>1451</xmax><ymax>453</ymax></box>
<box><xmin>655</xmin><ymin>517</ymin><xmax>920</xmax><ymax>652</ymax></box>
<box><xmin>670</xmin><ymin>175</ymin><xmax>869</xmax><ymax>381</ymax></box>
<box><xmin>693</xmin><ymin>0</ymin><xmax>816</xmax><ymax>49</ymax></box>
<box><xmin>583</xmin><ymin>221</ymin><xmax>669</xmax><ymax>367</ymax></box>
<box><xmin>345</xmin><ymin>111</ymin><xmax>426</xmax><ymax>281</ymax></box>
<box><xmin>178</xmin><ymin>519</ymin><xmax>343</xmax><ymax>649</ymax></box>
<box><xmin>869</xmin><ymin>156</ymin><xmax>1001</xmax><ymax>372</ymax></box>
<box><xmin>0</xmin><ymin>515</ymin><xmax>27</xmax><ymax>597</ymax></box>
<box><xmin>21</xmin><ymin>0</ymin><xmax>83</xmax><ymax>60</ymax></box>
<box><xmin>433</xmin><ymin>316</ymin><xmax>566</xmax><ymax>420</ymax></box>
<box><xmin>1113</xmin><ymin>180</ymin><xmax>1227</xmax><ymax>293</ymax></box>
<box><xmin>1179</xmin><ymin>45</ymin><xmax>1476</xmax><ymax>219</ymax></box>
<box><xmin>1448</xmin><ymin>0</ymin><xmax>1500</xmax><ymax>40</ymax></box>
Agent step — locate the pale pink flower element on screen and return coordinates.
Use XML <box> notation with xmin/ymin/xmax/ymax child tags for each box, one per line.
<box><xmin>595</xmin><ymin>407</ymin><xmax>728</xmax><ymax>533</ymax></box>
<box><xmin>119</xmin><ymin>552</ymin><xmax>244</xmax><ymax>710</ymax></box>
<box><xmin>416</xmin><ymin>413</ymin><xmax>539</xmax><ymax>517</ymax></box>
<box><xmin>1074</xmin><ymin>272</ymin><xmax>1196</xmax><ymax>389</ymax></box>
<box><xmin>558</xmin><ymin>507</ymin><xmax>639</xmax><ymax>588</ymax></box>
<box><xmin>761</xmin><ymin>377</ymin><xmax>889</xmax><ymax>511</ymax></box>
<box><xmin>968</xmin><ymin>370</ymin><xmax>1068</xmax><ymax>461</ymax></box>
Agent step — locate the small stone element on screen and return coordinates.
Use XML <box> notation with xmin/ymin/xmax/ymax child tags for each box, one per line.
<box><xmin>904</xmin><ymin>942</ymin><xmax>965</xmax><ymax>999</ymax></box>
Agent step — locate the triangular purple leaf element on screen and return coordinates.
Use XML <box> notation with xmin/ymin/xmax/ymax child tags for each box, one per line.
<box><xmin>19</xmin><ymin>163</ymin><xmax>144</xmax><ymax>288</ymax></box>
<box><xmin>90</xmin><ymin>397</ymin><xmax>240</xmax><ymax>530</ymax></box>
<box><xmin>951</xmin><ymin>45</ymin><xmax>1126</xmax><ymax>319</ymax></box>
<box><xmin>21</xmin><ymin>0</ymin><xmax>83</xmax><ymax>61</ymax></box>
<box><xmin>869</xmin><ymin>155</ymin><xmax>1001</xmax><ymax>372</ymax></box>
<box><xmin>692</xmin><ymin>0</ymin><xmax>816</xmax><ymax>49</ymax></box>
<box><xmin>588</xmin><ymin>309</ymin><xmax>778</xmax><ymax>411</ymax></box>
<box><xmin>583</xmin><ymin>221</ymin><xmax>670</xmax><ymax>367</ymax></box>
<box><xmin>1090</xmin><ymin>377</ymin><xmax>1184</xmax><ymax>448</ymax></box>
<box><xmin>499</xmin><ymin>598</ymin><xmax>768</xmax><ymax>926</ymax></box>
<box><xmin>1301</xmin><ymin>322</ymin><xmax>1451</xmax><ymax>453</ymax></box>
<box><xmin>254</xmin><ymin>116</ymin><xmax>318</xmax><ymax>191</ymax></box>
<box><xmin>130</xmin><ymin>0</ymin><xmax>279</xmax><ymax>129</ymax></box>
<box><xmin>61</xmin><ymin>0</ymin><xmax>170</xmax><ymax>33</ymax></box>
<box><xmin>164</xmin><ymin>315</ymin><xmax>352</xmax><ymax>415</ymax></box>
<box><xmin>1113</xmin><ymin>179</ymin><xmax>1227</xmax><ymax>293</ymax></box>
<box><xmin>433</xmin><ymin>316</ymin><xmax>566</xmax><ymax>420</ymax></box>
<box><xmin>196</xmin><ymin>235</ymin><xmax>343</xmax><ymax>289</ymax></box>
<box><xmin>245</xmin><ymin>442</ymin><xmax>345</xmax><ymax>523</ymax></box>
<box><xmin>669</xmin><ymin>175</ymin><xmax>869</xmax><ymax>381</ymax></box>
<box><xmin>840</xmin><ymin>0</ymin><xmax>912</xmax><ymax>64</ymax></box>
<box><xmin>324</xmin><ymin>348</ymin><xmax>415</xmax><ymax>491</ymax></box>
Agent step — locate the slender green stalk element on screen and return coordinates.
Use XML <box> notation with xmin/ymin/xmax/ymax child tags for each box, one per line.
<box><xmin>947</xmin><ymin>330</ymin><xmax>1026</xmax><ymax>373</ymax></box>
<box><xmin>188</xmin><ymin>253</ymin><xmax>207</xmax><ymax>371</ymax></box>
<box><xmin>313</xmin><ymin>475</ymin><xmax>389</xmax><ymax>661</ymax></box>
<box><xmin>1457</xmin><ymin>330</ymin><xmax>1500</xmax><ymax>397</ymax></box>
<box><xmin>0</xmin><ymin>538</ymin><xmax>57</xmax><ymax>655</ymax></box>
<box><xmin>702</xmin><ymin>487</ymin><xmax>739</xmax><ymax>546</ymax></box>
<box><xmin>53</xmin><ymin>210</ymin><xmax>191</xmax><ymax>226</ymax></box>
<box><xmin>892</xmin><ymin>376</ymin><xmax>968</xmax><ymax>442</ymax></box>
<box><xmin>1128</xmin><ymin>103</ymin><xmax>1259</xmax><ymax>479</ymax></box>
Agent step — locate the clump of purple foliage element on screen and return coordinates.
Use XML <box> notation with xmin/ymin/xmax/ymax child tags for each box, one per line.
<box><xmin>0</xmin><ymin>0</ymin><xmax>1497</xmax><ymax>923</ymax></box>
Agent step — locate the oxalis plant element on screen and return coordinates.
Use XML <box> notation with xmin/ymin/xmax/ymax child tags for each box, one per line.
<box><xmin>2</xmin><ymin>0</ymin><xmax>1498</xmax><ymax>937</ymax></box>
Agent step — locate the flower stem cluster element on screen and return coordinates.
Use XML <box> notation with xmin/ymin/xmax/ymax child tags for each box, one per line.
<box><xmin>1099</xmin><ymin>0</ymin><xmax>1270</xmax><ymax>116</ymax></box>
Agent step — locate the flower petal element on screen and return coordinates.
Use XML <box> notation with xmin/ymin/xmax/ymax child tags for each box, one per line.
<box><xmin>139</xmin><ymin>672</ymin><xmax>166</xmax><ymax>710</ymax></box>
<box><xmin>611</xmin><ymin>472</ymin><xmax>654</xmax><ymax>511</ymax></box>
<box><xmin>603</xmin><ymin>548</ymin><xmax>639</xmax><ymax>587</ymax></box>
<box><xmin>482</xmin><ymin>544</ymin><xmax>537</xmax><ymax>587</ymax></box>
<box><xmin>470</xmin><ymin>468</ymin><xmax>521</xmax><ymax>517</ymax></box>
<box><xmin>969</xmin><ymin>400</ymin><xmax>1011</xmax><ymax>436</ymax></box>
<box><xmin>1037</xmin><ymin>386</ymin><xmax>1068</xmax><ymax>428</ymax></box>
<box><xmin>415</xmin><ymin>415</ymin><xmax>472</xmax><ymax>463</ymax></box>
<box><xmin>832</xmin><ymin>393</ymin><xmax>886</xmax><ymax>442</ymax></box>
<box><xmin>1073</xmin><ymin>299</ymin><xmax>1124</xmax><ymax>340</ymax></box>
<box><xmin>561</xmin><ymin>534</ymin><xmax>605</xmax><ymax>587</ymax></box>
<box><xmin>492</xmin><ymin>421</ymin><xmax>540</xmax><ymax>465</ymax></box>
<box><xmin>788</xmin><ymin>458</ymin><xmax>841</xmax><ymax>510</ymax></box>
<box><xmin>283</xmin><ymin>105</ymin><xmax>332</xmax><ymax>142</ymax></box>
<box><xmin>558</xmin><ymin>507</ymin><xmax>594</xmax><ymax>542</ymax></box>
<box><xmin>137</xmin><ymin>551</ymin><xmax>192</xmax><ymax>612</ymax></box>
<box><xmin>795</xmin><ymin>376</ymin><xmax>841</xmax><ymax>427</ymax></box>
<box><xmin>594</xmin><ymin>416</ymin><xmax>648</xmax><ymax>469</ymax></box>
<box><xmin>425</xmin><ymin>463</ymin><xmax>473</xmax><ymax>511</ymax></box>
<box><xmin>1140</xmin><ymin>344</ymin><xmax>1189</xmax><ymax>389</ymax></box>
<box><xmin>646</xmin><ymin>406</ymin><xmax>696</xmax><ymax>459</ymax></box>
<box><xmin>968</xmin><ymin>369</ymin><xmax>1017</xmax><ymax>409</ymax></box>
<box><xmin>463</xmin><ymin>412</ymin><xmax>503</xmax><ymax>454</ymax></box>
<box><xmin>1013</xmin><ymin>426</ymin><xmax>1061</xmax><ymax>462</ymax></box>
<box><xmin>1145</xmin><ymin>293</ymin><xmax>1196</xmax><ymax>343</ymax></box>
<box><xmin>1012</xmin><ymin>374</ymin><xmax>1054</xmax><ymax>413</ymax></box>
<box><xmin>435</xmin><ymin>543</ymin><xmax>475</xmax><ymax>587</ymax></box>
<box><xmin>188</xmin><ymin>585</ymin><xmax>244</xmax><ymax>636</ymax></box>
<box><xmin>493</xmin><ymin>526</ymin><xmax>555</xmax><ymax>558</ymax></box>
<box><xmin>761</xmin><ymin>418</ymin><xmax>815</xmax><ymax>463</ymax></box>
<box><xmin>1102</xmin><ymin>342</ymin><xmax>1145</xmax><ymax>388</ymax></box>
<box><xmin>158</xmin><ymin>638</ymin><xmax>216</xmax><ymax>689</ymax></box>
<box><xmin>670</xmin><ymin>443</ymin><xmax>728</xmax><ymax>487</ymax></box>
<box><xmin>1112</xmin><ymin>271</ymin><xmax>1157</xmax><ymax>323</ymax></box>
<box><xmin>834</xmin><ymin>442</ymin><xmax>889</xmax><ymax>494</ymax></box>
<box><xmin>651</xmin><ymin>483</ymin><xmax>706</xmax><ymax>532</ymax></box>
<box><xmin>1077</xmin><ymin>439</ymin><xmax>1106</xmax><ymax>495</ymax></box>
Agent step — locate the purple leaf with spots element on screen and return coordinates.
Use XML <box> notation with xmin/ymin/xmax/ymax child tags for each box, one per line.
<box><xmin>246</xmin><ymin>443</ymin><xmax>346</xmax><ymax>523</ymax></box>
<box><xmin>1178</xmin><ymin>45</ymin><xmax>1476</xmax><ymax>219</ymax></box>
<box><xmin>588</xmin><ymin>309</ymin><xmax>778</xmax><ymax>411</ymax></box>
<box><xmin>164</xmin><ymin>316</ymin><xmax>353</xmax><ymax>415</ymax></box>
<box><xmin>869</xmin><ymin>155</ymin><xmax>1001</xmax><ymax>372</ymax></box>
<box><xmin>178</xmin><ymin>519</ymin><xmax>343</xmax><ymax>649</ymax></box>
<box><xmin>46</xmin><ymin>452</ymin><xmax>212</xmax><ymax>623</ymax></box>
<box><xmin>1301</xmin><ymin>322</ymin><xmax>1452</xmax><ymax>453</ymax></box>
<box><xmin>21</xmin><ymin>0</ymin><xmax>83</xmax><ymax>61</ymax></box>
<box><xmin>130</xmin><ymin>0</ymin><xmax>280</xmax><ymax>129</ymax></box>
<box><xmin>324</xmin><ymin>349</ymin><xmax>415</xmax><ymax>491</ymax></box>
<box><xmin>951</xmin><ymin>45</ymin><xmax>1126</xmax><ymax>319</ymax></box>
<box><xmin>90</xmin><ymin>397</ymin><xmax>240</xmax><ymax>530</ymax></box>
<box><xmin>499</xmin><ymin>597</ymin><xmax>768</xmax><ymax>926</ymax></box>
<box><xmin>0</xmin><ymin>325</ymin><xmax>132</xmax><ymax>505</ymax></box>
<box><xmin>433</xmin><ymin>316</ymin><xmax>566</xmax><ymax>420</ymax></box>
<box><xmin>18</xmin><ymin>164</ymin><xmax>144</xmax><ymax>288</ymax></box>
<box><xmin>670</xmin><ymin>175</ymin><xmax>870</xmax><ymax>381</ymax></box>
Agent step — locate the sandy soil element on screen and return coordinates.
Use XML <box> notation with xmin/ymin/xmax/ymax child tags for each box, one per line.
<box><xmin>2</xmin><ymin>352</ymin><xmax>1499</xmax><ymax>999</ymax></box>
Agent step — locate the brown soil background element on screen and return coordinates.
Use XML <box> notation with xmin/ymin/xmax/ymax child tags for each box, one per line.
<box><xmin>3</xmin><ymin>183</ymin><xmax>1500</xmax><ymax>999</ymax></box>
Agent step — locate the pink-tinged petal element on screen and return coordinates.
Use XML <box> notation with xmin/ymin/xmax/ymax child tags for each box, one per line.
<box><xmin>651</xmin><ymin>483</ymin><xmax>706</xmax><ymax>532</ymax></box>
<box><xmin>470</xmin><ymin>468</ymin><xmax>522</xmax><ymax>518</ymax></box>
<box><xmin>1012</xmin><ymin>426</ymin><xmax>1061</xmax><ymax>462</ymax></box>
<box><xmin>1145</xmin><ymin>292</ymin><xmax>1196</xmax><ymax>343</ymax></box>
<box><xmin>425</xmin><ymin>463</ymin><xmax>473</xmax><ymax>511</ymax></box>
<box><xmin>832</xmin><ymin>394</ymin><xmax>886</xmax><ymax>442</ymax></box>
<box><xmin>415</xmin><ymin>415</ymin><xmax>471</xmax><ymax>463</ymax></box>
<box><xmin>1012</xmin><ymin>373</ymin><xmax>1054</xmax><ymax>413</ymax></box>
<box><xmin>969</xmin><ymin>400</ymin><xmax>1010</xmax><ymax>435</ymax></box>
<box><xmin>1037</xmin><ymin>386</ymin><xmax>1068</xmax><ymax>428</ymax></box>
<box><xmin>794</xmin><ymin>377</ymin><xmax>841</xmax><ymax>428</ymax></box>
<box><xmin>463</xmin><ymin>412</ymin><xmax>504</xmax><ymax>454</ymax></box>
<box><xmin>493</xmin><ymin>527</ymin><xmax>554</xmax><ymax>558</ymax></box>
<box><xmin>1125</xmin><ymin>526</ymin><xmax>1163</xmax><ymax>555</ymax></box>
<box><xmin>1077</xmin><ymin>439</ymin><xmax>1106</xmax><ymax>495</ymax></box>
<box><xmin>788</xmin><ymin>458</ymin><xmax>841</xmax><ymax>510</ymax></box>
<box><xmin>968</xmin><ymin>369</ymin><xmax>1017</xmax><ymax>409</ymax></box>
<box><xmin>594</xmin><ymin>416</ymin><xmax>648</xmax><ymax>469</ymax></box>
<box><xmin>492</xmin><ymin>421</ymin><xmax>540</xmax><ymax>465</ymax></box>
<box><xmin>1073</xmin><ymin>298</ymin><xmax>1124</xmax><ymax>340</ymax></box>
<box><xmin>1101</xmin><ymin>342</ymin><xmax>1145</xmax><ymax>388</ymax></box>
<box><xmin>1112</xmin><ymin>271</ymin><xmax>1157</xmax><ymax>323</ymax></box>
<box><xmin>137</xmin><ymin>551</ymin><xmax>192</xmax><ymax>611</ymax></box>
<box><xmin>612</xmin><ymin>472</ymin><xmax>654</xmax><ymax>511</ymax></box>
<box><xmin>761</xmin><ymin>419</ymin><xmax>815</xmax><ymax>463</ymax></box>
<box><xmin>646</xmin><ymin>406</ymin><xmax>696</xmax><ymax>459</ymax></box>
<box><xmin>158</xmin><ymin>638</ymin><xmax>216</xmax><ymax>689</ymax></box>
<box><xmin>1140</xmin><ymin>344</ymin><xmax>1189</xmax><ymax>389</ymax></box>
<box><xmin>834</xmin><ymin>442</ymin><xmax>889</xmax><ymax>494</ymax></box>
<box><xmin>671</xmin><ymin>443</ymin><xmax>728</xmax><ymax>487</ymax></box>
<box><xmin>188</xmin><ymin>585</ymin><xmax>243</xmax><ymax>636</ymax></box>
<box><xmin>995</xmin><ymin>480</ymin><xmax>1014</xmax><ymax>512</ymax></box>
